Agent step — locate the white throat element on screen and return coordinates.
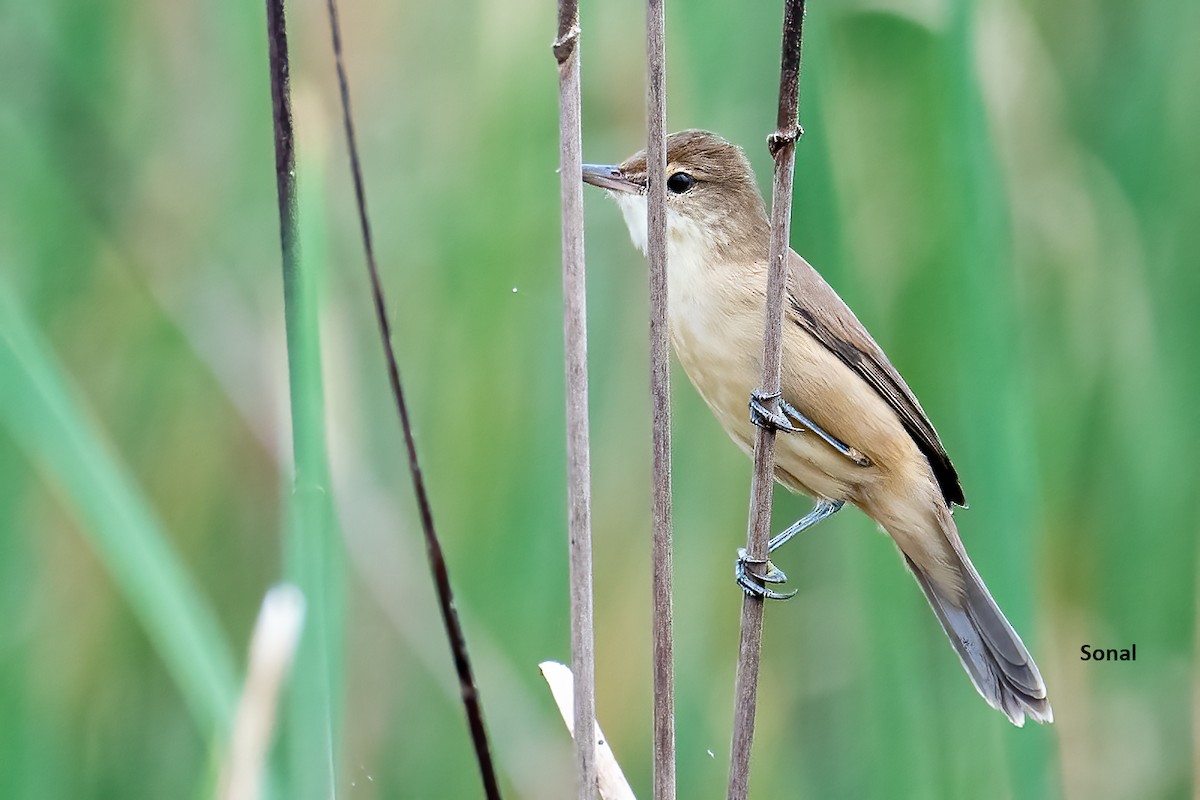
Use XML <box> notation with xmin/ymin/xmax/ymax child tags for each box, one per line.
<box><xmin>611</xmin><ymin>192</ymin><xmax>723</xmax><ymax>318</ymax></box>
<box><xmin>614</xmin><ymin>193</ymin><xmax>650</xmax><ymax>255</ymax></box>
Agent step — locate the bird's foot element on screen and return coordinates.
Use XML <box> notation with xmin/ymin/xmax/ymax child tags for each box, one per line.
<box><xmin>749</xmin><ymin>391</ymin><xmax>799</xmax><ymax>433</ymax></box>
<box><xmin>735</xmin><ymin>548</ymin><xmax>796</xmax><ymax>601</ymax></box>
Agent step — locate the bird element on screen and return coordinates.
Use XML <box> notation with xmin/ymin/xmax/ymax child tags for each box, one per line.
<box><xmin>581</xmin><ymin>129</ymin><xmax>1051</xmax><ymax>726</ymax></box>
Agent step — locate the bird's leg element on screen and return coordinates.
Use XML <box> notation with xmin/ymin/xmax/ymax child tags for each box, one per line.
<box><xmin>748</xmin><ymin>391</ymin><xmax>872</xmax><ymax>467</ymax></box>
<box><xmin>769</xmin><ymin>498</ymin><xmax>844</xmax><ymax>551</ymax></box>
<box><xmin>735</xmin><ymin>498</ymin><xmax>845</xmax><ymax>601</ymax></box>
<box><xmin>779</xmin><ymin>400</ymin><xmax>872</xmax><ymax>467</ymax></box>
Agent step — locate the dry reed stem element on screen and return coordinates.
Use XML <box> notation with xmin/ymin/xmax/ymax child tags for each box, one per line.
<box><xmin>540</xmin><ymin>662</ymin><xmax>637</xmax><ymax>800</ymax></box>
<box><xmin>219</xmin><ymin>585</ymin><xmax>306</xmax><ymax>800</ymax></box>
<box><xmin>554</xmin><ymin>3</ymin><xmax>599</xmax><ymax>798</ymax></box>
<box><xmin>644</xmin><ymin>0</ymin><xmax>676</xmax><ymax>798</ymax></box>
<box><xmin>726</xmin><ymin>2</ymin><xmax>807</xmax><ymax>799</ymax></box>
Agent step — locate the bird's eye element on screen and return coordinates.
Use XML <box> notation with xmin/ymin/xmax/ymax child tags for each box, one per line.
<box><xmin>666</xmin><ymin>172</ymin><xmax>695</xmax><ymax>194</ymax></box>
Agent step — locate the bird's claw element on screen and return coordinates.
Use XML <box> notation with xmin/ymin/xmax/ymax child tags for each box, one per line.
<box><xmin>735</xmin><ymin>548</ymin><xmax>797</xmax><ymax>601</ymax></box>
<box><xmin>749</xmin><ymin>391</ymin><xmax>798</xmax><ymax>433</ymax></box>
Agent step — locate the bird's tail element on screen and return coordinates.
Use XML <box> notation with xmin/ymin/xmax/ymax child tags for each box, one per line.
<box><xmin>904</xmin><ymin>514</ymin><xmax>1052</xmax><ymax>726</ymax></box>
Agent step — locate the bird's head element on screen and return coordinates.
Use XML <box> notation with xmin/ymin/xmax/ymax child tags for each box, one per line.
<box><xmin>583</xmin><ymin>130</ymin><xmax>770</xmax><ymax>265</ymax></box>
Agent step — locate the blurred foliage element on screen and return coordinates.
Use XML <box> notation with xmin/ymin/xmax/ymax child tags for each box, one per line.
<box><xmin>1</xmin><ymin>0</ymin><xmax>1198</xmax><ymax>798</ymax></box>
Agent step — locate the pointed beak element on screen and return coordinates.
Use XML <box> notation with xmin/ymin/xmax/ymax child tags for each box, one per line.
<box><xmin>582</xmin><ymin>164</ymin><xmax>642</xmax><ymax>194</ymax></box>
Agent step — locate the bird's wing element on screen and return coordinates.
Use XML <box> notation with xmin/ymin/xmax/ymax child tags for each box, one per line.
<box><xmin>785</xmin><ymin>250</ymin><xmax>966</xmax><ymax>507</ymax></box>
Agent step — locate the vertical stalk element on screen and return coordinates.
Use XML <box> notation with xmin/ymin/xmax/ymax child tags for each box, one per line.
<box><xmin>726</xmin><ymin>2</ymin><xmax>806</xmax><ymax>799</ymax></box>
<box><xmin>554</xmin><ymin>3</ymin><xmax>598</xmax><ymax>799</ymax></box>
<box><xmin>263</xmin><ymin>1</ymin><xmax>344</xmax><ymax>796</ymax></box>
<box><xmin>644</xmin><ymin>1</ymin><xmax>676</xmax><ymax>799</ymax></box>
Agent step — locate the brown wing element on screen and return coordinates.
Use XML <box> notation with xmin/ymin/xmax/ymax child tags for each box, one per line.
<box><xmin>786</xmin><ymin>251</ymin><xmax>966</xmax><ymax>507</ymax></box>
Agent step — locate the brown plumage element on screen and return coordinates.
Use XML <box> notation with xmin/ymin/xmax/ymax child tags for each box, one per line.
<box><xmin>583</xmin><ymin>129</ymin><xmax>1051</xmax><ymax>726</ymax></box>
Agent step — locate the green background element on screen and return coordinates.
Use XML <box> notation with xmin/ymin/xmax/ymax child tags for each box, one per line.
<box><xmin>1</xmin><ymin>0</ymin><xmax>1197</xmax><ymax>797</ymax></box>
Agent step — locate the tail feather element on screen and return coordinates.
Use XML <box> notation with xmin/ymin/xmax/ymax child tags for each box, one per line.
<box><xmin>904</xmin><ymin>552</ymin><xmax>1053</xmax><ymax>727</ymax></box>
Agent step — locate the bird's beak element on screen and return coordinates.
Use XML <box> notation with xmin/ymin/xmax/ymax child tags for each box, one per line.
<box><xmin>582</xmin><ymin>164</ymin><xmax>642</xmax><ymax>194</ymax></box>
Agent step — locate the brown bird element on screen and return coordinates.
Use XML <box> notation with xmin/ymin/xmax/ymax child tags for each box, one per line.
<box><xmin>583</xmin><ymin>129</ymin><xmax>1051</xmax><ymax>726</ymax></box>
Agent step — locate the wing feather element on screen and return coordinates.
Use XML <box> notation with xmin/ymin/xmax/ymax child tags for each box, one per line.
<box><xmin>787</xmin><ymin>252</ymin><xmax>966</xmax><ymax>507</ymax></box>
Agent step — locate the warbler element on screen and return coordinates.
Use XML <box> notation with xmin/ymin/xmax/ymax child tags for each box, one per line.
<box><xmin>582</xmin><ymin>130</ymin><xmax>1051</xmax><ymax>726</ymax></box>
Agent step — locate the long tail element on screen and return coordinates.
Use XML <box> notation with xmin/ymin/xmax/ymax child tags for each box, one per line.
<box><xmin>904</xmin><ymin>518</ymin><xmax>1052</xmax><ymax>726</ymax></box>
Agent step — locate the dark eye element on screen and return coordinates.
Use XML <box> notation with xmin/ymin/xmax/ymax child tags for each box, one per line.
<box><xmin>666</xmin><ymin>172</ymin><xmax>695</xmax><ymax>194</ymax></box>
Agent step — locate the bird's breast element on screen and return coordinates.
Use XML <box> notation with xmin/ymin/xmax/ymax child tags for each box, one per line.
<box><xmin>664</xmin><ymin>253</ymin><xmax>908</xmax><ymax>503</ymax></box>
<box><xmin>665</xmin><ymin>252</ymin><xmax>766</xmax><ymax>449</ymax></box>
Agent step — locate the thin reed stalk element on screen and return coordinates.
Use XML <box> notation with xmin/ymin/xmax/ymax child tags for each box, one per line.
<box><xmin>644</xmin><ymin>1</ymin><xmax>676</xmax><ymax>799</ymax></box>
<box><xmin>554</xmin><ymin>2</ymin><xmax>598</xmax><ymax>798</ymax></box>
<box><xmin>726</xmin><ymin>2</ymin><xmax>807</xmax><ymax>799</ymax></box>
<box><xmin>319</xmin><ymin>1</ymin><xmax>503</xmax><ymax>797</ymax></box>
